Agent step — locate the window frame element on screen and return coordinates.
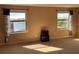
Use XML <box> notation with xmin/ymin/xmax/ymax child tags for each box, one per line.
<box><xmin>56</xmin><ymin>10</ymin><xmax>70</xmax><ymax>30</ymax></box>
<box><xmin>9</xmin><ymin>9</ymin><xmax>28</xmax><ymax>34</ymax></box>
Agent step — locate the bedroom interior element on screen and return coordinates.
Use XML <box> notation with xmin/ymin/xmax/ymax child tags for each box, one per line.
<box><xmin>0</xmin><ymin>4</ymin><xmax>79</xmax><ymax>54</ymax></box>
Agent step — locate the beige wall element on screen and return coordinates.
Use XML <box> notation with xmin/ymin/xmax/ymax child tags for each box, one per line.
<box><xmin>0</xmin><ymin>6</ymin><xmax>6</xmax><ymax>44</ymax></box>
<box><xmin>75</xmin><ymin>8</ymin><xmax>79</xmax><ymax>37</ymax></box>
<box><xmin>0</xmin><ymin>5</ymin><xmax>77</xmax><ymax>44</ymax></box>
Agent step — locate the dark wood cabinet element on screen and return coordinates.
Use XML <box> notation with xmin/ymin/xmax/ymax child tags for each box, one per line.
<box><xmin>40</xmin><ymin>30</ymin><xmax>49</xmax><ymax>42</ymax></box>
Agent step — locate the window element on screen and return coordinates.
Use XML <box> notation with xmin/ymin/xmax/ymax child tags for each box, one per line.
<box><xmin>9</xmin><ymin>10</ymin><xmax>26</xmax><ymax>33</ymax></box>
<box><xmin>57</xmin><ymin>11</ymin><xmax>72</xmax><ymax>30</ymax></box>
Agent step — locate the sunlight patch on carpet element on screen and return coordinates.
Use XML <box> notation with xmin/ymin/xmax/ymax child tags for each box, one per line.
<box><xmin>74</xmin><ymin>38</ymin><xmax>79</xmax><ymax>41</ymax></box>
<box><xmin>22</xmin><ymin>44</ymin><xmax>63</xmax><ymax>53</ymax></box>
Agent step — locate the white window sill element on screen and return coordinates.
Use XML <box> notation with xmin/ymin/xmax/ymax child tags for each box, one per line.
<box><xmin>57</xmin><ymin>28</ymin><xmax>66</xmax><ymax>30</ymax></box>
<box><xmin>10</xmin><ymin>31</ymin><xmax>28</xmax><ymax>34</ymax></box>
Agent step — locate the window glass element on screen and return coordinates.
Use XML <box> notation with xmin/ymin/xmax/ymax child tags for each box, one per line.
<box><xmin>10</xmin><ymin>12</ymin><xmax>25</xmax><ymax>21</ymax></box>
<box><xmin>12</xmin><ymin>22</ymin><xmax>26</xmax><ymax>32</ymax></box>
<box><xmin>57</xmin><ymin>11</ymin><xmax>70</xmax><ymax>30</ymax></box>
<box><xmin>9</xmin><ymin>10</ymin><xmax>26</xmax><ymax>33</ymax></box>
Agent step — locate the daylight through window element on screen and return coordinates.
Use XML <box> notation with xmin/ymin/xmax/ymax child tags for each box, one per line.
<box><xmin>57</xmin><ymin>11</ymin><xmax>72</xmax><ymax>30</ymax></box>
<box><xmin>9</xmin><ymin>10</ymin><xmax>26</xmax><ymax>33</ymax></box>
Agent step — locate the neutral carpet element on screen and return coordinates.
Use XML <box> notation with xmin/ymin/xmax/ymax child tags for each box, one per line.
<box><xmin>0</xmin><ymin>38</ymin><xmax>79</xmax><ymax>54</ymax></box>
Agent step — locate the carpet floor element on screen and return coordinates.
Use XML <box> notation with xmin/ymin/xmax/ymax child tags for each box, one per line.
<box><xmin>0</xmin><ymin>38</ymin><xmax>79</xmax><ymax>54</ymax></box>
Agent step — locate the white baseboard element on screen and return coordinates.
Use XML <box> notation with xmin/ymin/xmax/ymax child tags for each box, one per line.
<box><xmin>0</xmin><ymin>36</ymin><xmax>73</xmax><ymax>45</ymax></box>
<box><xmin>50</xmin><ymin>36</ymin><xmax>72</xmax><ymax>39</ymax></box>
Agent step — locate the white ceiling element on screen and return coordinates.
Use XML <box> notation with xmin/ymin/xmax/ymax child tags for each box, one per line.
<box><xmin>16</xmin><ymin>4</ymin><xmax>79</xmax><ymax>7</ymax></box>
